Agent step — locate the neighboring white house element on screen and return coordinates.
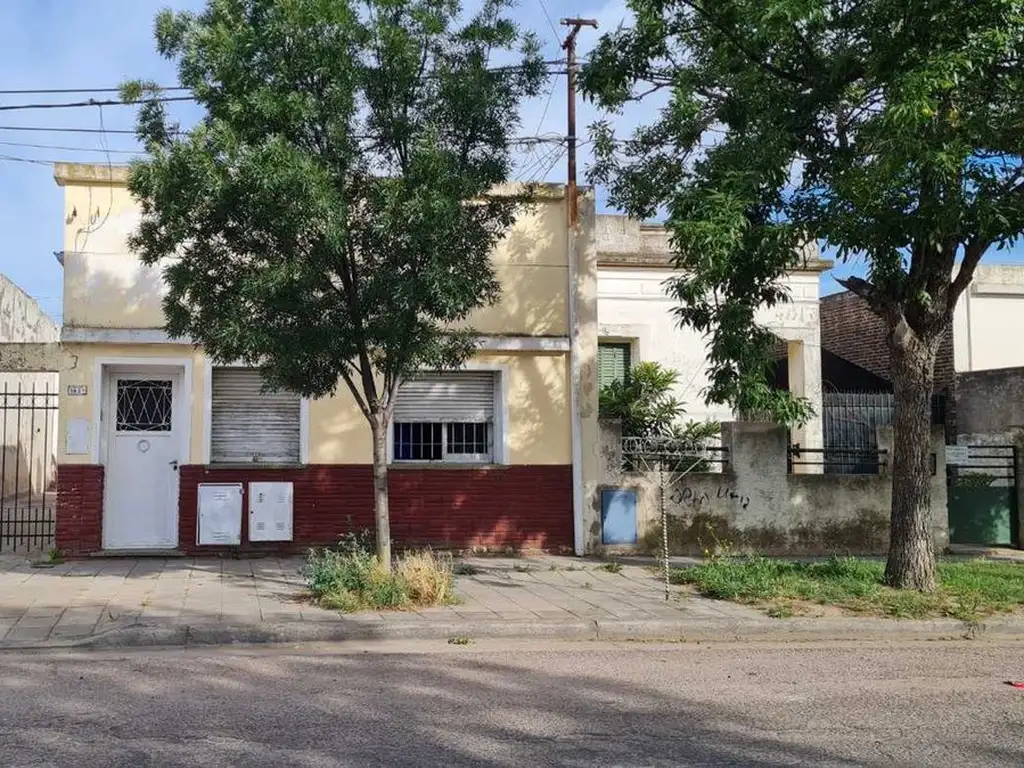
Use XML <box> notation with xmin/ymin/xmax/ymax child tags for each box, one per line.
<box><xmin>952</xmin><ymin>264</ymin><xmax>1024</xmax><ymax>373</ymax></box>
<box><xmin>0</xmin><ymin>273</ymin><xmax>59</xmax><ymax>504</ymax></box>
<box><xmin>595</xmin><ymin>215</ymin><xmax>830</xmax><ymax>456</ymax></box>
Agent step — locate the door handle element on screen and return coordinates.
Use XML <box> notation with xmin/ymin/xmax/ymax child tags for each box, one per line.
<box><xmin>169</xmin><ymin>460</ymin><xmax>179</xmax><ymax>471</ymax></box>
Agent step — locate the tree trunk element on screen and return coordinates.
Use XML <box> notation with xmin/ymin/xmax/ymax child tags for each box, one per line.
<box><xmin>370</xmin><ymin>418</ymin><xmax>392</xmax><ymax>570</ymax></box>
<box><xmin>885</xmin><ymin>324</ymin><xmax>939</xmax><ymax>592</ymax></box>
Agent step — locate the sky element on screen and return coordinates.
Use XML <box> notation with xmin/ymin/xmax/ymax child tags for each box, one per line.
<box><xmin>0</xmin><ymin>0</ymin><xmax>1021</xmax><ymax>326</ymax></box>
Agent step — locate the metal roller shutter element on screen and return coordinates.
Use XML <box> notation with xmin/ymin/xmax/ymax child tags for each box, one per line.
<box><xmin>211</xmin><ymin>368</ymin><xmax>301</xmax><ymax>464</ymax></box>
<box><xmin>393</xmin><ymin>372</ymin><xmax>495</xmax><ymax>423</ymax></box>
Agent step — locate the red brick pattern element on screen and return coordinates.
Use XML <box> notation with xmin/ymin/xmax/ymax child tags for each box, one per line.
<box><xmin>55</xmin><ymin>465</ymin><xmax>104</xmax><ymax>556</ymax></box>
<box><xmin>820</xmin><ymin>291</ymin><xmax>956</xmax><ymax>394</ymax></box>
<box><xmin>175</xmin><ymin>464</ymin><xmax>573</xmax><ymax>555</ymax></box>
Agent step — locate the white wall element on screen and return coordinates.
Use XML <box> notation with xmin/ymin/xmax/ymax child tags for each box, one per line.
<box><xmin>953</xmin><ymin>264</ymin><xmax>1024</xmax><ymax>373</ymax></box>
<box><xmin>0</xmin><ymin>273</ymin><xmax>59</xmax><ymax>500</ymax></box>
<box><xmin>597</xmin><ymin>267</ymin><xmax>823</xmax><ymax>443</ymax></box>
<box><xmin>594</xmin><ymin>214</ymin><xmax>826</xmax><ymax>455</ymax></box>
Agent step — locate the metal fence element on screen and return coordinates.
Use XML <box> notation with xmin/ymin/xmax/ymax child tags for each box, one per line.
<box><xmin>788</xmin><ymin>446</ymin><xmax>888</xmax><ymax>474</ymax></box>
<box><xmin>1</xmin><ymin>381</ymin><xmax>58</xmax><ymax>552</ymax></box>
<box><xmin>818</xmin><ymin>391</ymin><xmax>943</xmax><ymax>475</ymax></box>
<box><xmin>621</xmin><ymin>436</ymin><xmax>728</xmax><ymax>474</ymax></box>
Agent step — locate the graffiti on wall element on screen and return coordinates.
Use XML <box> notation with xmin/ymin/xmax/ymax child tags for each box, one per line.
<box><xmin>670</xmin><ymin>485</ymin><xmax>750</xmax><ymax>510</ymax></box>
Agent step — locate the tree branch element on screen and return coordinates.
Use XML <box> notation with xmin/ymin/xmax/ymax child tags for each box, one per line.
<box><xmin>948</xmin><ymin>236</ymin><xmax>989</xmax><ymax>312</ymax></box>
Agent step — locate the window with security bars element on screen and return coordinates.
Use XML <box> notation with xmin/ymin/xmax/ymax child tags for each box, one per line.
<box><xmin>598</xmin><ymin>342</ymin><xmax>632</xmax><ymax>388</ymax></box>
<box><xmin>391</xmin><ymin>372</ymin><xmax>497</xmax><ymax>464</ymax></box>
<box><xmin>116</xmin><ymin>379</ymin><xmax>172</xmax><ymax>432</ymax></box>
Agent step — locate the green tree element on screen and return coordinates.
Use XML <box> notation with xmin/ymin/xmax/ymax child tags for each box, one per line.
<box><xmin>600</xmin><ymin>361</ymin><xmax>696</xmax><ymax>438</ymax></box>
<box><xmin>124</xmin><ymin>0</ymin><xmax>546</xmax><ymax>568</ymax></box>
<box><xmin>583</xmin><ymin>1</ymin><xmax>1024</xmax><ymax>590</ymax></box>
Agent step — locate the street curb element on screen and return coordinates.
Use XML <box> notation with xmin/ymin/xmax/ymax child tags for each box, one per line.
<box><xmin>3</xmin><ymin>614</ymin><xmax>1021</xmax><ymax>651</ymax></box>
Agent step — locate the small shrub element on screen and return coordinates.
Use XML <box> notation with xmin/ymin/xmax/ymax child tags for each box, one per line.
<box><xmin>448</xmin><ymin>636</ymin><xmax>472</xmax><ymax>645</ymax></box>
<box><xmin>305</xmin><ymin>537</ymin><xmax>455</xmax><ymax>613</ymax></box>
<box><xmin>399</xmin><ymin>550</ymin><xmax>454</xmax><ymax>605</ymax></box>
<box><xmin>513</xmin><ymin>563</ymin><xmax>532</xmax><ymax>573</ymax></box>
<box><xmin>600</xmin><ymin>561</ymin><xmax>623</xmax><ymax>575</ymax></box>
<box><xmin>454</xmin><ymin>561</ymin><xmax>480</xmax><ymax>576</ymax></box>
<box><xmin>319</xmin><ymin>589</ymin><xmax>362</xmax><ymax>612</ymax></box>
<box><xmin>766</xmin><ymin>602</ymin><xmax>794</xmax><ymax>619</ymax></box>
<box><xmin>47</xmin><ymin>547</ymin><xmax>64</xmax><ymax>564</ymax></box>
<box><xmin>368</xmin><ymin>566</ymin><xmax>410</xmax><ymax>609</ymax></box>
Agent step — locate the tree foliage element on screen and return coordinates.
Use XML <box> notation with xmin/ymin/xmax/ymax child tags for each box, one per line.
<box><xmin>599</xmin><ymin>361</ymin><xmax>719</xmax><ymax>441</ymax></box>
<box><xmin>124</xmin><ymin>0</ymin><xmax>546</xmax><ymax>566</ymax></box>
<box><xmin>583</xmin><ymin>0</ymin><xmax>1024</xmax><ymax>590</ymax></box>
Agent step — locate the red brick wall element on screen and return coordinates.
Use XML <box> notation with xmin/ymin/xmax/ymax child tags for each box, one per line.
<box><xmin>820</xmin><ymin>291</ymin><xmax>956</xmax><ymax>394</ymax></box>
<box><xmin>178</xmin><ymin>464</ymin><xmax>572</xmax><ymax>555</ymax></box>
<box><xmin>55</xmin><ymin>465</ymin><xmax>103</xmax><ymax>556</ymax></box>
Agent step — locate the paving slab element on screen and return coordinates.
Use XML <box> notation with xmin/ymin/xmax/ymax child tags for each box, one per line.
<box><xmin>0</xmin><ymin>552</ymin><xmax>1016</xmax><ymax>650</ymax></box>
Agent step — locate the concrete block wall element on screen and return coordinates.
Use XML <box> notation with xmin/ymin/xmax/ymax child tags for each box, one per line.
<box><xmin>598</xmin><ymin>420</ymin><xmax>949</xmax><ymax>556</ymax></box>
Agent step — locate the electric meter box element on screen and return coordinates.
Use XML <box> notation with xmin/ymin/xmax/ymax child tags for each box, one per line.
<box><xmin>248</xmin><ymin>482</ymin><xmax>294</xmax><ymax>542</ymax></box>
<box><xmin>197</xmin><ymin>483</ymin><xmax>243</xmax><ymax>545</ymax></box>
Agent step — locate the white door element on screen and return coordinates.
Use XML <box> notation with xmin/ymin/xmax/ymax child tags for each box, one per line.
<box><xmin>103</xmin><ymin>371</ymin><xmax>181</xmax><ymax>549</ymax></box>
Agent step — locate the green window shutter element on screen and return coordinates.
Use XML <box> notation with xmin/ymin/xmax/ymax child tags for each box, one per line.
<box><xmin>598</xmin><ymin>343</ymin><xmax>631</xmax><ymax>388</ymax></box>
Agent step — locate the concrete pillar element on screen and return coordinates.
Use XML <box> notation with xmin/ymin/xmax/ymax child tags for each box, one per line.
<box><xmin>787</xmin><ymin>339</ymin><xmax>823</xmax><ymax>473</ymax></box>
<box><xmin>723</xmin><ymin>422</ymin><xmax>789</xmax><ymax>528</ymax></box>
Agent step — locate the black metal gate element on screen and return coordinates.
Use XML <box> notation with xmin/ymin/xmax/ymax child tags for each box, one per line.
<box><xmin>947</xmin><ymin>445</ymin><xmax>1018</xmax><ymax>548</ymax></box>
<box><xmin>1</xmin><ymin>381</ymin><xmax>58</xmax><ymax>551</ymax></box>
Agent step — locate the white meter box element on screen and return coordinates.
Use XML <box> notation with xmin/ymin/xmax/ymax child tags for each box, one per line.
<box><xmin>197</xmin><ymin>483</ymin><xmax>243</xmax><ymax>545</ymax></box>
<box><xmin>249</xmin><ymin>482</ymin><xmax>294</xmax><ymax>542</ymax></box>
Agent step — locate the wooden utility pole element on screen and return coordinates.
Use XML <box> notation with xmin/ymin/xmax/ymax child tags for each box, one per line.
<box><xmin>561</xmin><ymin>17</ymin><xmax>597</xmax><ymax>228</ymax></box>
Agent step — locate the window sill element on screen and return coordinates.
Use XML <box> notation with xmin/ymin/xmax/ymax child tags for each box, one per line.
<box><xmin>388</xmin><ymin>462</ymin><xmax>505</xmax><ymax>471</ymax></box>
<box><xmin>206</xmin><ymin>463</ymin><xmax>305</xmax><ymax>470</ymax></box>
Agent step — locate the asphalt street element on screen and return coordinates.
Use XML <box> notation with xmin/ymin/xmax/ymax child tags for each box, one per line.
<box><xmin>0</xmin><ymin>638</ymin><xmax>1022</xmax><ymax>767</ymax></box>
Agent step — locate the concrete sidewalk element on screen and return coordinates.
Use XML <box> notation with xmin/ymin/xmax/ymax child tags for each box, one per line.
<box><xmin>0</xmin><ymin>554</ymin><xmax>1017</xmax><ymax>649</ymax></box>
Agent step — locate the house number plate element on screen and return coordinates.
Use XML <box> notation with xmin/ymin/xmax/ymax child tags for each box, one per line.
<box><xmin>67</xmin><ymin>384</ymin><xmax>88</xmax><ymax>396</ymax></box>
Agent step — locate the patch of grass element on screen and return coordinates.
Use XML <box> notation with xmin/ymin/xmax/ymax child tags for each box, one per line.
<box><xmin>399</xmin><ymin>550</ymin><xmax>455</xmax><ymax>606</ymax></box>
<box><xmin>448</xmin><ymin>636</ymin><xmax>473</xmax><ymax>645</ymax></box>
<box><xmin>765</xmin><ymin>602</ymin><xmax>794</xmax><ymax>619</ymax></box>
<box><xmin>512</xmin><ymin>563</ymin><xmax>533</xmax><ymax>573</ymax></box>
<box><xmin>670</xmin><ymin>556</ymin><xmax>1024</xmax><ymax>621</ymax></box>
<box><xmin>453</xmin><ymin>562</ymin><xmax>481</xmax><ymax>576</ymax></box>
<box><xmin>305</xmin><ymin>537</ymin><xmax>456</xmax><ymax>613</ymax></box>
<box><xmin>582</xmin><ymin>580</ymin><xmax>593</xmax><ymax>589</ymax></box>
<box><xmin>47</xmin><ymin>547</ymin><xmax>64</xmax><ymax>564</ymax></box>
<box><xmin>599</xmin><ymin>561</ymin><xmax>624</xmax><ymax>575</ymax></box>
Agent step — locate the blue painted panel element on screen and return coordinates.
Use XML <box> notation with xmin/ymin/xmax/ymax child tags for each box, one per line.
<box><xmin>601</xmin><ymin>489</ymin><xmax>638</xmax><ymax>545</ymax></box>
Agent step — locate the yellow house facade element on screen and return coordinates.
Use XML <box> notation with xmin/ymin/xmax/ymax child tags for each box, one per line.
<box><xmin>54</xmin><ymin>163</ymin><xmax>598</xmax><ymax>556</ymax></box>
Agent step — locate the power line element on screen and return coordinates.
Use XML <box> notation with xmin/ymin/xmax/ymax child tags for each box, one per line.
<box><xmin>0</xmin><ymin>86</ymin><xmax>188</xmax><ymax>95</ymax></box>
<box><xmin>0</xmin><ymin>154</ymin><xmax>54</xmax><ymax>165</ymax></box>
<box><xmin>0</xmin><ymin>134</ymin><xmax>567</xmax><ymax>166</ymax></box>
<box><xmin>0</xmin><ymin>96</ymin><xmax>196</xmax><ymax>112</ymax></box>
<box><xmin>0</xmin><ymin>60</ymin><xmax>569</xmax><ymax>104</ymax></box>
<box><xmin>0</xmin><ymin>139</ymin><xmax>141</xmax><ymax>154</ymax></box>
<box><xmin>0</xmin><ymin>125</ymin><xmax>140</xmax><ymax>134</ymax></box>
<box><xmin>536</xmin><ymin>0</ymin><xmax>561</xmax><ymax>46</ymax></box>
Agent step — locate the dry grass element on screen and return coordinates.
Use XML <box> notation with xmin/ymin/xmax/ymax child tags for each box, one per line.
<box><xmin>398</xmin><ymin>550</ymin><xmax>455</xmax><ymax>605</ymax></box>
<box><xmin>305</xmin><ymin>543</ymin><xmax>457</xmax><ymax>613</ymax></box>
